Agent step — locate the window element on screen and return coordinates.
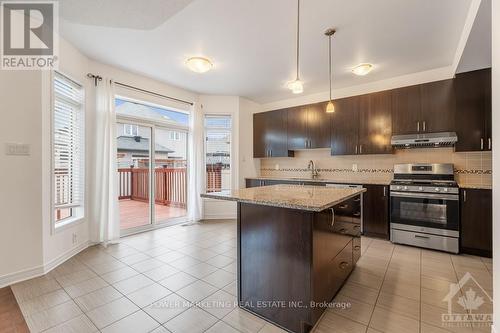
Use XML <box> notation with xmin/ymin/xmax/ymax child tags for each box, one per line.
<box><xmin>123</xmin><ymin>124</ymin><xmax>139</xmax><ymax>136</ymax></box>
<box><xmin>169</xmin><ymin>131</ymin><xmax>181</xmax><ymax>141</ymax></box>
<box><xmin>53</xmin><ymin>72</ymin><xmax>85</xmax><ymax>227</ymax></box>
<box><xmin>205</xmin><ymin>115</ymin><xmax>231</xmax><ymax>192</ymax></box>
<box><xmin>115</xmin><ymin>97</ymin><xmax>189</xmax><ymax>126</ymax></box>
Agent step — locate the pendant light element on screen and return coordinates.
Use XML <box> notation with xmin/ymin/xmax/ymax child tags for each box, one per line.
<box><xmin>287</xmin><ymin>0</ymin><xmax>303</xmax><ymax>94</ymax></box>
<box><xmin>325</xmin><ymin>28</ymin><xmax>336</xmax><ymax>113</ymax></box>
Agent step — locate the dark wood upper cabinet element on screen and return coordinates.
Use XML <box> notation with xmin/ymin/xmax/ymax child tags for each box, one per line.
<box><xmin>392</xmin><ymin>85</ymin><xmax>422</xmax><ymax>135</ymax></box>
<box><xmin>460</xmin><ymin>188</ymin><xmax>492</xmax><ymax>257</ymax></box>
<box><xmin>421</xmin><ymin>78</ymin><xmax>455</xmax><ymax>133</ymax></box>
<box><xmin>253</xmin><ymin>110</ymin><xmax>292</xmax><ymax>158</ymax></box>
<box><xmin>359</xmin><ymin>91</ymin><xmax>393</xmax><ymax>154</ymax></box>
<box><xmin>331</xmin><ymin>96</ymin><xmax>359</xmax><ymax>155</ymax></box>
<box><xmin>362</xmin><ymin>185</ymin><xmax>389</xmax><ymax>239</ymax></box>
<box><xmin>287</xmin><ymin>103</ymin><xmax>331</xmax><ymax>150</ymax></box>
<box><xmin>308</xmin><ymin>102</ymin><xmax>332</xmax><ymax>149</ymax></box>
<box><xmin>286</xmin><ymin>106</ymin><xmax>308</xmax><ymax>150</ymax></box>
<box><xmin>455</xmin><ymin>68</ymin><xmax>492</xmax><ymax>152</ymax></box>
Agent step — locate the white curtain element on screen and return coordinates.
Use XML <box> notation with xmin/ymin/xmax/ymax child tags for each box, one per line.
<box><xmin>90</xmin><ymin>79</ymin><xmax>120</xmax><ymax>244</ymax></box>
<box><xmin>188</xmin><ymin>103</ymin><xmax>204</xmax><ymax>222</ymax></box>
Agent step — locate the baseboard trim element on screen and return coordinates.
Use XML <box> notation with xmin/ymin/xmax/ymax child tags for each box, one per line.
<box><xmin>203</xmin><ymin>214</ymin><xmax>237</xmax><ymax>220</ymax></box>
<box><xmin>43</xmin><ymin>241</ymin><xmax>90</xmax><ymax>275</ymax></box>
<box><xmin>0</xmin><ymin>265</ymin><xmax>45</xmax><ymax>289</ymax></box>
<box><xmin>0</xmin><ymin>241</ymin><xmax>90</xmax><ymax>289</ymax></box>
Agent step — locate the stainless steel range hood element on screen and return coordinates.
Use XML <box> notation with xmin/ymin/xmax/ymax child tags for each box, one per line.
<box><xmin>391</xmin><ymin>132</ymin><xmax>458</xmax><ymax>148</ymax></box>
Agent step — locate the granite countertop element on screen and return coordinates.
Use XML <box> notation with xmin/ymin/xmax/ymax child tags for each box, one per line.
<box><xmin>457</xmin><ymin>183</ymin><xmax>492</xmax><ymax>190</ymax></box>
<box><xmin>201</xmin><ymin>184</ymin><xmax>367</xmax><ymax>212</ymax></box>
<box><xmin>246</xmin><ymin>176</ymin><xmax>391</xmax><ymax>186</ymax></box>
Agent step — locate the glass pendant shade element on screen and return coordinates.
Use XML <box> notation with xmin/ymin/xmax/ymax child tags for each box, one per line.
<box><xmin>326</xmin><ymin>100</ymin><xmax>335</xmax><ymax>113</ymax></box>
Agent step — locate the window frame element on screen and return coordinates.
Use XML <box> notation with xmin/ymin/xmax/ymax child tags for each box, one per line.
<box><xmin>51</xmin><ymin>71</ymin><xmax>86</xmax><ymax>231</ymax></box>
<box><xmin>204</xmin><ymin>114</ymin><xmax>232</xmax><ymax>192</ymax></box>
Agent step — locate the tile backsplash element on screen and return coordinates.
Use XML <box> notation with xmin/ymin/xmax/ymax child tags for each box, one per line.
<box><xmin>259</xmin><ymin>148</ymin><xmax>492</xmax><ymax>188</ymax></box>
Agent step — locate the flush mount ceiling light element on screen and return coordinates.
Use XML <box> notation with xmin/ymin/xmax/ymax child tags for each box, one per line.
<box><xmin>325</xmin><ymin>28</ymin><xmax>336</xmax><ymax>113</ymax></box>
<box><xmin>351</xmin><ymin>63</ymin><xmax>373</xmax><ymax>76</ymax></box>
<box><xmin>287</xmin><ymin>0</ymin><xmax>303</xmax><ymax>94</ymax></box>
<box><xmin>186</xmin><ymin>57</ymin><xmax>213</xmax><ymax>73</ymax></box>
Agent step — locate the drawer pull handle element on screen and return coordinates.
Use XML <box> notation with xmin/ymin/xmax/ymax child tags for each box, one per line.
<box><xmin>330</xmin><ymin>208</ymin><xmax>335</xmax><ymax>227</ymax></box>
<box><xmin>353</xmin><ymin>198</ymin><xmax>361</xmax><ymax>202</ymax></box>
<box><xmin>339</xmin><ymin>228</ymin><xmax>347</xmax><ymax>234</ymax></box>
<box><xmin>339</xmin><ymin>204</ymin><xmax>348</xmax><ymax>209</ymax></box>
<box><xmin>414</xmin><ymin>235</ymin><xmax>430</xmax><ymax>239</ymax></box>
<box><xmin>339</xmin><ymin>262</ymin><xmax>349</xmax><ymax>269</ymax></box>
<box><xmin>354</xmin><ymin>245</ymin><xmax>361</xmax><ymax>251</ymax></box>
<box><xmin>353</xmin><ymin>225</ymin><xmax>360</xmax><ymax>230</ymax></box>
<box><xmin>353</xmin><ymin>212</ymin><xmax>361</xmax><ymax>217</ymax></box>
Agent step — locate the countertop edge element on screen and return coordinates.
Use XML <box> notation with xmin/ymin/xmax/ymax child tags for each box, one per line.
<box><xmin>245</xmin><ymin>177</ymin><xmax>391</xmax><ymax>186</ymax></box>
<box><xmin>201</xmin><ymin>188</ymin><xmax>367</xmax><ymax>212</ymax></box>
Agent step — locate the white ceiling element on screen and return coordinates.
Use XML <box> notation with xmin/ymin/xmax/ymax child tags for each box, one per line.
<box><xmin>59</xmin><ymin>0</ymin><xmax>477</xmax><ymax>103</ymax></box>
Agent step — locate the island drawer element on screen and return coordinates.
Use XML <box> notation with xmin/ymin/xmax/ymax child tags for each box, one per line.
<box><xmin>331</xmin><ymin>241</ymin><xmax>354</xmax><ymax>294</ymax></box>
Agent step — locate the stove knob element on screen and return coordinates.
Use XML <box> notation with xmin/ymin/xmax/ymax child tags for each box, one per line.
<box><xmin>418</xmin><ymin>187</ymin><xmax>423</xmax><ymax>191</ymax></box>
<box><xmin>403</xmin><ymin>186</ymin><xmax>408</xmax><ymax>190</ymax></box>
<box><xmin>397</xmin><ymin>186</ymin><xmax>401</xmax><ymax>190</ymax></box>
<box><xmin>443</xmin><ymin>188</ymin><xmax>448</xmax><ymax>192</ymax></box>
<box><xmin>435</xmin><ymin>187</ymin><xmax>440</xmax><ymax>192</ymax></box>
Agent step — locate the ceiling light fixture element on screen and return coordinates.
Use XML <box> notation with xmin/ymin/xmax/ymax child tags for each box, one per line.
<box><xmin>186</xmin><ymin>57</ymin><xmax>213</xmax><ymax>73</ymax></box>
<box><xmin>287</xmin><ymin>0</ymin><xmax>303</xmax><ymax>94</ymax></box>
<box><xmin>325</xmin><ymin>28</ymin><xmax>336</xmax><ymax>113</ymax></box>
<box><xmin>351</xmin><ymin>63</ymin><xmax>373</xmax><ymax>76</ymax></box>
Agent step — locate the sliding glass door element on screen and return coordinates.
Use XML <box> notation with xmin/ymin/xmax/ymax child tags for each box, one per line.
<box><xmin>116</xmin><ymin>124</ymin><xmax>152</xmax><ymax>230</ymax></box>
<box><xmin>154</xmin><ymin>128</ymin><xmax>188</xmax><ymax>224</ymax></box>
<box><xmin>115</xmin><ymin>97</ymin><xmax>190</xmax><ymax>234</ymax></box>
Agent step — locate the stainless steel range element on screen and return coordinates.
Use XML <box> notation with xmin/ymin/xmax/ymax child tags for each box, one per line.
<box><xmin>390</xmin><ymin>163</ymin><xmax>460</xmax><ymax>253</ymax></box>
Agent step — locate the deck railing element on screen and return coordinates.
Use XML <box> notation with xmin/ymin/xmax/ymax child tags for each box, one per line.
<box><xmin>118</xmin><ymin>167</ymin><xmax>187</xmax><ymax>208</ymax></box>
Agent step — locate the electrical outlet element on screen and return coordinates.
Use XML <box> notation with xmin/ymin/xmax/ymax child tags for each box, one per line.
<box><xmin>5</xmin><ymin>143</ymin><xmax>30</xmax><ymax>156</ymax></box>
<box><xmin>352</xmin><ymin>164</ymin><xmax>358</xmax><ymax>172</ymax></box>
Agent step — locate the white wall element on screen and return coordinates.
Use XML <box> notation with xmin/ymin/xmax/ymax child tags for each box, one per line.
<box><xmin>0</xmin><ymin>70</ymin><xmax>44</xmax><ymax>285</ymax></box>
<box><xmin>238</xmin><ymin>97</ymin><xmax>261</xmax><ymax>188</ymax></box>
<box><xmin>492</xmin><ymin>0</ymin><xmax>499</xmax><ymax>331</ymax></box>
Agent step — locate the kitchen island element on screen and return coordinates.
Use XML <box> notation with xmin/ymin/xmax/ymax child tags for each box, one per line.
<box><xmin>201</xmin><ymin>185</ymin><xmax>366</xmax><ymax>333</ymax></box>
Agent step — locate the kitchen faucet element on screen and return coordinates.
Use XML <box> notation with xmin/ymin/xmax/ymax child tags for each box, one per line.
<box><xmin>307</xmin><ymin>160</ymin><xmax>319</xmax><ymax>179</ymax></box>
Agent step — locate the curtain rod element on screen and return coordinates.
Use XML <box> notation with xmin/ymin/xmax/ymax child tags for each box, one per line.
<box><xmin>113</xmin><ymin>81</ymin><xmax>194</xmax><ymax>106</ymax></box>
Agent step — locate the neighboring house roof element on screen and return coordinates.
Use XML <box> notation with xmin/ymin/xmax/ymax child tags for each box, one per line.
<box><xmin>115</xmin><ymin>101</ymin><xmax>180</xmax><ymax>125</ymax></box>
<box><xmin>117</xmin><ymin>136</ymin><xmax>173</xmax><ymax>154</ymax></box>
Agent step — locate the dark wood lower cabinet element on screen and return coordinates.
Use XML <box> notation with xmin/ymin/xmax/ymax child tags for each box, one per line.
<box><xmin>362</xmin><ymin>185</ymin><xmax>390</xmax><ymax>239</ymax></box>
<box><xmin>238</xmin><ymin>198</ymin><xmax>360</xmax><ymax>333</ymax></box>
<box><xmin>460</xmin><ymin>189</ymin><xmax>492</xmax><ymax>257</ymax></box>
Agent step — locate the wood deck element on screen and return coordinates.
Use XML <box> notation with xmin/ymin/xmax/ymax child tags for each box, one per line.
<box><xmin>119</xmin><ymin>199</ymin><xmax>187</xmax><ymax>230</ymax></box>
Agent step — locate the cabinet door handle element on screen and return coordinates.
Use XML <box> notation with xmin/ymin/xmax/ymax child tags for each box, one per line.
<box><xmin>353</xmin><ymin>245</ymin><xmax>361</xmax><ymax>251</ymax></box>
<box><xmin>417</xmin><ymin>121</ymin><xmax>420</xmax><ymax>132</ymax></box>
<box><xmin>330</xmin><ymin>208</ymin><xmax>335</xmax><ymax>227</ymax></box>
<box><xmin>463</xmin><ymin>190</ymin><xmax>467</xmax><ymax>202</ymax></box>
<box><xmin>423</xmin><ymin>121</ymin><xmax>426</xmax><ymax>132</ymax></box>
<box><xmin>489</xmin><ymin>138</ymin><xmax>492</xmax><ymax>150</ymax></box>
<box><xmin>383</xmin><ymin>187</ymin><xmax>386</xmax><ymax>197</ymax></box>
<box><xmin>355</xmin><ymin>145</ymin><xmax>358</xmax><ymax>154</ymax></box>
<box><xmin>270</xmin><ymin>149</ymin><xmax>272</xmax><ymax>157</ymax></box>
<box><xmin>359</xmin><ymin>145</ymin><xmax>362</xmax><ymax>154</ymax></box>
<box><xmin>481</xmin><ymin>138</ymin><xmax>484</xmax><ymax>150</ymax></box>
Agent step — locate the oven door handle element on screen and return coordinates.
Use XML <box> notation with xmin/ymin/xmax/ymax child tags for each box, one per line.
<box><xmin>390</xmin><ymin>191</ymin><xmax>459</xmax><ymax>201</ymax></box>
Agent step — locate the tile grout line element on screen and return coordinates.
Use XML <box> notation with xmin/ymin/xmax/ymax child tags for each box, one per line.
<box><xmin>365</xmin><ymin>242</ymin><xmax>395</xmax><ymax>330</ymax></box>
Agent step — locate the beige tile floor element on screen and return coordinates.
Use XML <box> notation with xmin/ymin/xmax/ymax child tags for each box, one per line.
<box><xmin>10</xmin><ymin>220</ymin><xmax>493</xmax><ymax>333</ymax></box>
